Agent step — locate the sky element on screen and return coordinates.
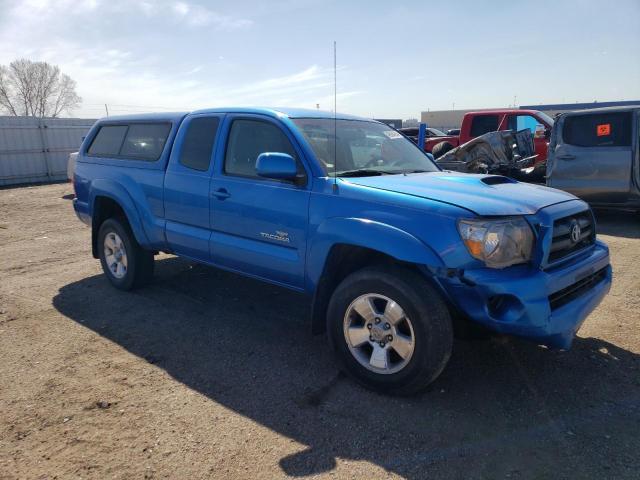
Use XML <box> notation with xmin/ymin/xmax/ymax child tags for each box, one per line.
<box><xmin>0</xmin><ymin>0</ymin><xmax>639</xmax><ymax>119</ymax></box>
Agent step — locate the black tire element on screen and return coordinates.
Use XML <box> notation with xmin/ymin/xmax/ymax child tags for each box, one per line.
<box><xmin>431</xmin><ymin>141</ymin><xmax>454</xmax><ymax>159</ymax></box>
<box><xmin>327</xmin><ymin>265</ymin><xmax>453</xmax><ymax>395</ymax></box>
<box><xmin>98</xmin><ymin>217</ymin><xmax>154</xmax><ymax>291</ymax></box>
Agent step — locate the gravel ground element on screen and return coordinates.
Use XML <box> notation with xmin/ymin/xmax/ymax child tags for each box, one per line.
<box><xmin>0</xmin><ymin>182</ymin><xmax>639</xmax><ymax>480</ymax></box>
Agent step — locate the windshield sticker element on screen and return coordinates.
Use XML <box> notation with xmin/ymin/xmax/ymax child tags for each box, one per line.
<box><xmin>382</xmin><ymin>130</ymin><xmax>402</xmax><ymax>139</ymax></box>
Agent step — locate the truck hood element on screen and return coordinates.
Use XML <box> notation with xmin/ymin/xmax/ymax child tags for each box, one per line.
<box><xmin>345</xmin><ymin>172</ymin><xmax>577</xmax><ymax>216</ymax></box>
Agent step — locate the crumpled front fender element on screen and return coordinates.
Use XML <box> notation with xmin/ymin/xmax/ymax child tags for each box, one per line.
<box><xmin>305</xmin><ymin>216</ymin><xmax>447</xmax><ymax>334</ymax></box>
<box><xmin>306</xmin><ymin>216</ymin><xmax>445</xmax><ymax>292</ymax></box>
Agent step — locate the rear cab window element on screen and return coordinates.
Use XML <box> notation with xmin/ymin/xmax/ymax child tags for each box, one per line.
<box><xmin>562</xmin><ymin>112</ymin><xmax>632</xmax><ymax>147</ymax></box>
<box><xmin>87</xmin><ymin>122</ymin><xmax>171</xmax><ymax>161</ymax></box>
<box><xmin>470</xmin><ymin>115</ymin><xmax>499</xmax><ymax>137</ymax></box>
<box><xmin>178</xmin><ymin>117</ymin><xmax>220</xmax><ymax>171</ymax></box>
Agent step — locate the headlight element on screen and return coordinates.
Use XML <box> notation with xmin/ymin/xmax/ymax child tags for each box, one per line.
<box><xmin>457</xmin><ymin>217</ymin><xmax>534</xmax><ymax>269</ymax></box>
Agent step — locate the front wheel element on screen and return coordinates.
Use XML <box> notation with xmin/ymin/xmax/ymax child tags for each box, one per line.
<box><xmin>327</xmin><ymin>265</ymin><xmax>453</xmax><ymax>395</ymax></box>
<box><xmin>98</xmin><ymin>217</ymin><xmax>154</xmax><ymax>291</ymax></box>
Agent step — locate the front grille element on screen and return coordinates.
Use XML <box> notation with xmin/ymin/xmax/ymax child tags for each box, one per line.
<box><xmin>548</xmin><ymin>210</ymin><xmax>595</xmax><ymax>263</ymax></box>
<box><xmin>549</xmin><ymin>267</ymin><xmax>607</xmax><ymax>311</ymax></box>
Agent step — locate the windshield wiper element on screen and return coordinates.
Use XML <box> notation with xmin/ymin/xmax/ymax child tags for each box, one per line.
<box><xmin>336</xmin><ymin>169</ymin><xmax>392</xmax><ymax>177</ymax></box>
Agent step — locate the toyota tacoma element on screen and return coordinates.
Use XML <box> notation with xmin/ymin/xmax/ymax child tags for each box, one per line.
<box><xmin>72</xmin><ymin>108</ymin><xmax>611</xmax><ymax>394</ymax></box>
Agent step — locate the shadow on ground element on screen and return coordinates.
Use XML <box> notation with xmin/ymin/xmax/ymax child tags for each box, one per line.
<box><xmin>594</xmin><ymin>209</ymin><xmax>640</xmax><ymax>239</ymax></box>
<box><xmin>53</xmin><ymin>257</ymin><xmax>640</xmax><ymax>479</ymax></box>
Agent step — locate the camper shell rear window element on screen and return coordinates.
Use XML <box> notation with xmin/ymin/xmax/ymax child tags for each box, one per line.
<box><xmin>88</xmin><ymin>122</ymin><xmax>171</xmax><ymax>161</ymax></box>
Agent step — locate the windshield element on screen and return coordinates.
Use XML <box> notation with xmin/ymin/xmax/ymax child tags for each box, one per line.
<box><xmin>429</xmin><ymin>128</ymin><xmax>446</xmax><ymax>136</ymax></box>
<box><xmin>292</xmin><ymin>118</ymin><xmax>439</xmax><ymax>176</ymax></box>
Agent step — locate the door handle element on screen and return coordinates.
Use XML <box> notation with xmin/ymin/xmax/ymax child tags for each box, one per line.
<box><xmin>212</xmin><ymin>188</ymin><xmax>231</xmax><ymax>199</ymax></box>
<box><xmin>558</xmin><ymin>154</ymin><xmax>576</xmax><ymax>160</ymax></box>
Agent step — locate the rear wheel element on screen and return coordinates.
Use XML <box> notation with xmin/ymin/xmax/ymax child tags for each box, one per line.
<box><xmin>431</xmin><ymin>141</ymin><xmax>454</xmax><ymax>159</ymax></box>
<box><xmin>327</xmin><ymin>265</ymin><xmax>453</xmax><ymax>395</ymax></box>
<box><xmin>98</xmin><ymin>217</ymin><xmax>154</xmax><ymax>290</ymax></box>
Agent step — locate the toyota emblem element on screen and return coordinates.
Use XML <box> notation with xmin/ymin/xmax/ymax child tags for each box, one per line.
<box><xmin>569</xmin><ymin>220</ymin><xmax>581</xmax><ymax>244</ymax></box>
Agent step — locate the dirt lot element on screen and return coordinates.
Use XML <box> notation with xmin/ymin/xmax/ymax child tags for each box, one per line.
<box><xmin>0</xmin><ymin>182</ymin><xmax>639</xmax><ymax>479</ymax></box>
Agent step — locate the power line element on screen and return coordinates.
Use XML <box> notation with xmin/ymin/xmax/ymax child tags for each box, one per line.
<box><xmin>83</xmin><ymin>103</ymin><xmax>181</xmax><ymax>110</ymax></box>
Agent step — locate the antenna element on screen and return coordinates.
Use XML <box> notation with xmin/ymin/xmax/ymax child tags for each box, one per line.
<box><xmin>333</xmin><ymin>40</ymin><xmax>338</xmax><ymax>191</ymax></box>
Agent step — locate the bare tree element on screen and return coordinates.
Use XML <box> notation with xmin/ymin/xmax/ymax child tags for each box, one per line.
<box><xmin>0</xmin><ymin>59</ymin><xmax>81</xmax><ymax>117</ymax></box>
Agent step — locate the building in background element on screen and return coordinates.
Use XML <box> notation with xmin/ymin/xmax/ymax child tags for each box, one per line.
<box><xmin>420</xmin><ymin>100</ymin><xmax>640</xmax><ymax>131</ymax></box>
<box><xmin>402</xmin><ymin>118</ymin><xmax>419</xmax><ymax>128</ymax></box>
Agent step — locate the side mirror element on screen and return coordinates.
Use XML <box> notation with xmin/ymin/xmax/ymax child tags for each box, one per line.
<box><xmin>256</xmin><ymin>152</ymin><xmax>298</xmax><ymax>181</ymax></box>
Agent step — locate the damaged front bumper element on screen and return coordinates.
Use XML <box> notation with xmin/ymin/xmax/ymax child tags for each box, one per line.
<box><xmin>435</xmin><ymin>241</ymin><xmax>611</xmax><ymax>349</ymax></box>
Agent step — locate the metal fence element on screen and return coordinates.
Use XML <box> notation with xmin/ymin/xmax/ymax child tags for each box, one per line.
<box><xmin>0</xmin><ymin>116</ymin><xmax>96</xmax><ymax>187</ymax></box>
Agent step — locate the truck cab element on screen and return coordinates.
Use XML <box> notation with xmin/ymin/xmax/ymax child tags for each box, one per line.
<box><xmin>73</xmin><ymin>107</ymin><xmax>611</xmax><ymax>395</ymax></box>
<box><xmin>547</xmin><ymin>106</ymin><xmax>640</xmax><ymax>210</ymax></box>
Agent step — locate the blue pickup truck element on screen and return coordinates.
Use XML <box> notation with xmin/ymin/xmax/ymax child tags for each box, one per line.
<box><xmin>73</xmin><ymin>107</ymin><xmax>612</xmax><ymax>394</ymax></box>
